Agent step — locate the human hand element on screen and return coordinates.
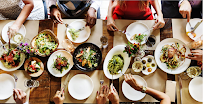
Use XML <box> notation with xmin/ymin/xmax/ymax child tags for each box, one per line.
<box><xmin>186</xmin><ymin>50</ymin><xmax>203</xmax><ymax>61</ymax></box>
<box><xmin>8</xmin><ymin>24</ymin><xmax>20</xmax><ymax>39</ymax></box>
<box><xmin>153</xmin><ymin>15</ymin><xmax>165</xmax><ymax>30</ymax></box>
<box><xmin>96</xmin><ymin>85</ymin><xmax>109</xmax><ymax>104</ymax></box>
<box><xmin>50</xmin><ymin>7</ymin><xmax>63</xmax><ymax>24</ymax></box>
<box><xmin>124</xmin><ymin>74</ymin><xmax>142</xmax><ymax>91</ymax></box>
<box><xmin>179</xmin><ymin>0</ymin><xmax>192</xmax><ymax>22</ymax></box>
<box><xmin>108</xmin><ymin>83</ymin><xmax>119</xmax><ymax>104</ymax></box>
<box><xmin>86</xmin><ymin>7</ymin><xmax>97</xmax><ymax>28</ymax></box>
<box><xmin>13</xmin><ymin>89</ymin><xmax>27</xmax><ymax>104</ymax></box>
<box><xmin>53</xmin><ymin>90</ymin><xmax>65</xmax><ymax>104</ymax></box>
<box><xmin>107</xmin><ymin>16</ymin><xmax>118</xmax><ymax>31</ymax></box>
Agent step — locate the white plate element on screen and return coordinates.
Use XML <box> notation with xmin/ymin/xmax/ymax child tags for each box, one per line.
<box><xmin>103</xmin><ymin>45</ymin><xmax>131</xmax><ymax>79</ymax></box>
<box><xmin>68</xmin><ymin>74</ymin><xmax>94</xmax><ymax>100</ymax></box>
<box><xmin>186</xmin><ymin>19</ymin><xmax>203</xmax><ymax>40</ymax></box>
<box><xmin>66</xmin><ymin>20</ymin><xmax>91</xmax><ymax>43</ymax></box>
<box><xmin>189</xmin><ymin>77</ymin><xmax>203</xmax><ymax>102</ymax></box>
<box><xmin>126</xmin><ymin>22</ymin><xmax>150</xmax><ymax>44</ymax></box>
<box><xmin>47</xmin><ymin>50</ymin><xmax>73</xmax><ymax>77</ymax></box>
<box><xmin>2</xmin><ymin>21</ymin><xmax>26</xmax><ymax>43</ymax></box>
<box><xmin>155</xmin><ymin>38</ymin><xmax>191</xmax><ymax>74</ymax></box>
<box><xmin>141</xmin><ymin>55</ymin><xmax>157</xmax><ymax>75</ymax></box>
<box><xmin>0</xmin><ymin>74</ymin><xmax>15</xmax><ymax>100</ymax></box>
<box><xmin>0</xmin><ymin>45</ymin><xmax>25</xmax><ymax>72</ymax></box>
<box><xmin>122</xmin><ymin>75</ymin><xmax>147</xmax><ymax>101</ymax></box>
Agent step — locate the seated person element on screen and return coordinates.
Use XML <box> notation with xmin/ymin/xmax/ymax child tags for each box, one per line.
<box><xmin>186</xmin><ymin>50</ymin><xmax>203</xmax><ymax>61</ymax></box>
<box><xmin>0</xmin><ymin>0</ymin><xmax>45</xmax><ymax>33</ymax></box>
<box><xmin>50</xmin><ymin>0</ymin><xmax>101</xmax><ymax>28</ymax></box>
<box><xmin>162</xmin><ymin>0</ymin><xmax>202</xmax><ymax>22</ymax></box>
<box><xmin>107</xmin><ymin>0</ymin><xmax>165</xmax><ymax>31</ymax></box>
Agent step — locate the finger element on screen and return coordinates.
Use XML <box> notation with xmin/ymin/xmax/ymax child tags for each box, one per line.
<box><xmin>58</xmin><ymin>14</ymin><xmax>63</xmax><ymax>24</ymax></box>
<box><xmin>61</xmin><ymin>91</ymin><xmax>65</xmax><ymax>98</ymax></box>
<box><xmin>112</xmin><ymin>85</ymin><xmax>118</xmax><ymax>94</ymax></box>
<box><xmin>96</xmin><ymin>91</ymin><xmax>99</xmax><ymax>97</ymax></box>
<box><xmin>188</xmin><ymin>53</ymin><xmax>194</xmax><ymax>57</ymax></box>
<box><xmin>109</xmin><ymin>26</ymin><xmax>115</xmax><ymax>31</ymax></box>
<box><xmin>186</xmin><ymin>56</ymin><xmax>197</xmax><ymax>60</ymax></box>
<box><xmin>59</xmin><ymin>90</ymin><xmax>63</xmax><ymax>96</ymax></box>
<box><xmin>191</xmin><ymin>50</ymin><xmax>201</xmax><ymax>53</ymax></box>
<box><xmin>100</xmin><ymin>85</ymin><xmax>104</xmax><ymax>94</ymax></box>
<box><xmin>153</xmin><ymin>23</ymin><xmax>159</xmax><ymax>30</ymax></box>
<box><xmin>110</xmin><ymin>83</ymin><xmax>113</xmax><ymax>92</ymax></box>
<box><xmin>182</xmin><ymin>12</ymin><xmax>186</xmax><ymax>18</ymax></box>
<box><xmin>186</xmin><ymin>12</ymin><xmax>191</xmax><ymax>22</ymax></box>
<box><xmin>55</xmin><ymin>16</ymin><xmax>61</xmax><ymax>24</ymax></box>
<box><xmin>56</xmin><ymin>91</ymin><xmax>60</xmax><ymax>95</ymax></box>
<box><xmin>104</xmin><ymin>85</ymin><xmax>108</xmax><ymax>95</ymax></box>
<box><xmin>111</xmin><ymin>23</ymin><xmax>118</xmax><ymax>31</ymax></box>
<box><xmin>13</xmin><ymin>89</ymin><xmax>16</xmax><ymax>100</ymax></box>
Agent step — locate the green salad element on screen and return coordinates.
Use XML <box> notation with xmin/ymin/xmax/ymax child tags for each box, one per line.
<box><xmin>53</xmin><ymin>55</ymin><xmax>69</xmax><ymax>73</ymax></box>
<box><xmin>108</xmin><ymin>54</ymin><xmax>124</xmax><ymax>75</ymax></box>
<box><xmin>68</xmin><ymin>28</ymin><xmax>80</xmax><ymax>41</ymax></box>
<box><xmin>35</xmin><ymin>33</ymin><xmax>58</xmax><ymax>55</ymax></box>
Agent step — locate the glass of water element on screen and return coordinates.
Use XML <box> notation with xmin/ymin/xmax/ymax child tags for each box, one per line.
<box><xmin>24</xmin><ymin>79</ymin><xmax>39</xmax><ymax>88</ymax></box>
<box><xmin>100</xmin><ymin>36</ymin><xmax>108</xmax><ymax>48</ymax></box>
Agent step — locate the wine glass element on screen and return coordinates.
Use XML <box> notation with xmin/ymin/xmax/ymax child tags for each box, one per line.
<box><xmin>24</xmin><ymin>79</ymin><xmax>39</xmax><ymax>88</ymax></box>
<box><xmin>146</xmin><ymin>35</ymin><xmax>156</xmax><ymax>50</ymax></box>
<box><xmin>100</xmin><ymin>36</ymin><xmax>108</xmax><ymax>48</ymax></box>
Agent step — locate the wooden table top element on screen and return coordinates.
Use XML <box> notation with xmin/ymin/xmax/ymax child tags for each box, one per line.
<box><xmin>0</xmin><ymin>19</ymin><xmax>199</xmax><ymax>104</ymax></box>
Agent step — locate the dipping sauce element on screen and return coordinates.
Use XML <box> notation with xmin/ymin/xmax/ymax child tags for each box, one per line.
<box><xmin>132</xmin><ymin>61</ymin><xmax>143</xmax><ymax>72</ymax></box>
<box><xmin>147</xmin><ymin>58</ymin><xmax>152</xmax><ymax>62</ymax></box>
<box><xmin>151</xmin><ymin>63</ymin><xmax>155</xmax><ymax>67</ymax></box>
<box><xmin>142</xmin><ymin>60</ymin><xmax>146</xmax><ymax>64</ymax></box>
<box><xmin>148</xmin><ymin>68</ymin><xmax>152</xmax><ymax>72</ymax></box>
<box><xmin>146</xmin><ymin>63</ymin><xmax>151</xmax><ymax>67</ymax></box>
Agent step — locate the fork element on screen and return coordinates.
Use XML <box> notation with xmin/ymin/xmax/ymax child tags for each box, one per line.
<box><xmin>115</xmin><ymin>29</ymin><xmax>131</xmax><ymax>36</ymax></box>
<box><xmin>64</xmin><ymin>23</ymin><xmax>85</xmax><ymax>33</ymax></box>
<box><xmin>118</xmin><ymin>70</ymin><xmax>125</xmax><ymax>76</ymax></box>
<box><xmin>13</xmin><ymin>74</ymin><xmax>18</xmax><ymax>89</ymax></box>
<box><xmin>188</xmin><ymin>22</ymin><xmax>194</xmax><ymax>31</ymax></box>
<box><xmin>100</xmin><ymin>74</ymin><xmax>104</xmax><ymax>86</ymax></box>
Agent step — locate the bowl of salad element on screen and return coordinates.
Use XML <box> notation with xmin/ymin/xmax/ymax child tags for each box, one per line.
<box><xmin>24</xmin><ymin>57</ymin><xmax>44</xmax><ymax>77</ymax></box>
<box><xmin>31</xmin><ymin>29</ymin><xmax>59</xmax><ymax>57</ymax></box>
<box><xmin>73</xmin><ymin>43</ymin><xmax>102</xmax><ymax>72</ymax></box>
<box><xmin>0</xmin><ymin>43</ymin><xmax>25</xmax><ymax>71</ymax></box>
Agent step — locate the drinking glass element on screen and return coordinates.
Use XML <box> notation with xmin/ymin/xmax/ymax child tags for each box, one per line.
<box><xmin>186</xmin><ymin>66</ymin><xmax>202</xmax><ymax>78</ymax></box>
<box><xmin>100</xmin><ymin>36</ymin><xmax>108</xmax><ymax>48</ymax></box>
<box><xmin>146</xmin><ymin>35</ymin><xmax>156</xmax><ymax>48</ymax></box>
<box><xmin>62</xmin><ymin>39</ymin><xmax>75</xmax><ymax>53</ymax></box>
<box><xmin>24</xmin><ymin>79</ymin><xmax>39</xmax><ymax>88</ymax></box>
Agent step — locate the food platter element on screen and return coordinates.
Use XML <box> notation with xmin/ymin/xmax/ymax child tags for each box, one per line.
<box><xmin>73</xmin><ymin>43</ymin><xmax>102</xmax><ymax>72</ymax></box>
<box><xmin>186</xmin><ymin>19</ymin><xmax>203</xmax><ymax>40</ymax></box>
<box><xmin>189</xmin><ymin>77</ymin><xmax>203</xmax><ymax>102</ymax></box>
<box><xmin>47</xmin><ymin>50</ymin><xmax>73</xmax><ymax>77</ymax></box>
<box><xmin>122</xmin><ymin>75</ymin><xmax>147</xmax><ymax>101</ymax></box>
<box><xmin>1</xmin><ymin>21</ymin><xmax>26</xmax><ymax>43</ymax></box>
<box><xmin>141</xmin><ymin>55</ymin><xmax>157</xmax><ymax>75</ymax></box>
<box><xmin>68</xmin><ymin>74</ymin><xmax>94</xmax><ymax>100</ymax></box>
<box><xmin>66</xmin><ymin>20</ymin><xmax>91</xmax><ymax>43</ymax></box>
<box><xmin>0</xmin><ymin>43</ymin><xmax>25</xmax><ymax>72</ymax></box>
<box><xmin>126</xmin><ymin>22</ymin><xmax>150</xmax><ymax>44</ymax></box>
<box><xmin>155</xmin><ymin>38</ymin><xmax>191</xmax><ymax>74</ymax></box>
<box><xmin>103</xmin><ymin>45</ymin><xmax>130</xmax><ymax>79</ymax></box>
<box><xmin>0</xmin><ymin>74</ymin><xmax>15</xmax><ymax>100</ymax></box>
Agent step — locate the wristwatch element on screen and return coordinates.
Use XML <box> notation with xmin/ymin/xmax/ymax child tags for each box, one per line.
<box><xmin>141</xmin><ymin>86</ymin><xmax>147</xmax><ymax>93</ymax></box>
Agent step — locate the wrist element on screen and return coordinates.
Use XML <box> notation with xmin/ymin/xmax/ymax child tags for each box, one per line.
<box><xmin>50</xmin><ymin>5</ymin><xmax>57</xmax><ymax>13</ymax></box>
<box><xmin>89</xmin><ymin>7</ymin><xmax>96</xmax><ymax>12</ymax></box>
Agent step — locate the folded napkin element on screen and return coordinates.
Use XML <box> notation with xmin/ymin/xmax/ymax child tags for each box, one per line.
<box><xmin>0</xmin><ymin>70</ymin><xmax>31</xmax><ymax>103</ymax></box>
<box><xmin>165</xmin><ymin>80</ymin><xmax>176</xmax><ymax>102</ymax></box>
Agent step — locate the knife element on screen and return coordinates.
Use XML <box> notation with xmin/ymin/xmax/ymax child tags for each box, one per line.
<box><xmin>191</xmin><ymin>20</ymin><xmax>203</xmax><ymax>32</ymax></box>
<box><xmin>62</xmin><ymin>73</ymin><xmax>71</xmax><ymax>92</ymax></box>
<box><xmin>7</xmin><ymin>27</ymin><xmax>11</xmax><ymax>49</ymax></box>
<box><xmin>178</xmin><ymin>75</ymin><xmax>182</xmax><ymax>104</ymax></box>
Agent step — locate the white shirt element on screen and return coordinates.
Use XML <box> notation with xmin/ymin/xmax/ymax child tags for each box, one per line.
<box><xmin>90</xmin><ymin>0</ymin><xmax>101</xmax><ymax>11</ymax></box>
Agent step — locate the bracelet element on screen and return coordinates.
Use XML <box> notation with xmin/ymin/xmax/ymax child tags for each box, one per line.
<box><xmin>141</xmin><ymin>86</ymin><xmax>147</xmax><ymax>93</ymax></box>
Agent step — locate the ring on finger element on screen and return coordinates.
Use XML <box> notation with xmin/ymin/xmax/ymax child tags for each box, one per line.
<box><xmin>158</xmin><ymin>24</ymin><xmax>162</xmax><ymax>27</ymax></box>
<box><xmin>192</xmin><ymin>53</ymin><xmax>194</xmax><ymax>57</ymax></box>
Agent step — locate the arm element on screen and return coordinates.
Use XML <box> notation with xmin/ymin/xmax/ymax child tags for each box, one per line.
<box><xmin>49</xmin><ymin>0</ymin><xmax>63</xmax><ymax>24</ymax></box>
<box><xmin>96</xmin><ymin>85</ymin><xmax>109</xmax><ymax>104</ymax></box>
<box><xmin>149</xmin><ymin>0</ymin><xmax>165</xmax><ymax>30</ymax></box>
<box><xmin>178</xmin><ymin>0</ymin><xmax>192</xmax><ymax>22</ymax></box>
<box><xmin>107</xmin><ymin>0</ymin><xmax>119</xmax><ymax>31</ymax></box>
<box><xmin>53</xmin><ymin>90</ymin><xmax>65</xmax><ymax>104</ymax></box>
<box><xmin>108</xmin><ymin>83</ymin><xmax>119</xmax><ymax>104</ymax></box>
<box><xmin>10</xmin><ymin>0</ymin><xmax>34</xmax><ymax>32</ymax></box>
<box><xmin>124</xmin><ymin>74</ymin><xmax>170</xmax><ymax>104</ymax></box>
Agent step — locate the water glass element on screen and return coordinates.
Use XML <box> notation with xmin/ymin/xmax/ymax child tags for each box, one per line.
<box><xmin>62</xmin><ymin>39</ymin><xmax>75</xmax><ymax>53</ymax></box>
<box><xmin>24</xmin><ymin>79</ymin><xmax>39</xmax><ymax>88</ymax></box>
<box><xmin>100</xmin><ymin>36</ymin><xmax>108</xmax><ymax>48</ymax></box>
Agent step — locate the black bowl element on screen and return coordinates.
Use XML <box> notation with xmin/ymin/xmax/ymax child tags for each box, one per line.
<box><xmin>73</xmin><ymin>43</ymin><xmax>102</xmax><ymax>72</ymax></box>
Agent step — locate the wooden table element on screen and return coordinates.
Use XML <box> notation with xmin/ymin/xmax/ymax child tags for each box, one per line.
<box><xmin>0</xmin><ymin>19</ymin><xmax>199</xmax><ymax>104</ymax></box>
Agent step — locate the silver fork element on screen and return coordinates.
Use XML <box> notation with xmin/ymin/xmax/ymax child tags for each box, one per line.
<box><xmin>13</xmin><ymin>74</ymin><xmax>18</xmax><ymax>89</ymax></box>
<box><xmin>100</xmin><ymin>74</ymin><xmax>104</xmax><ymax>85</ymax></box>
<box><xmin>64</xmin><ymin>23</ymin><xmax>85</xmax><ymax>33</ymax></box>
<box><xmin>115</xmin><ymin>29</ymin><xmax>131</xmax><ymax>36</ymax></box>
<box><xmin>189</xmin><ymin>22</ymin><xmax>194</xmax><ymax>31</ymax></box>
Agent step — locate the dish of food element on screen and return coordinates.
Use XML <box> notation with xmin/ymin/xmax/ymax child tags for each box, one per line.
<box><xmin>0</xmin><ymin>44</ymin><xmax>25</xmax><ymax>71</ymax></box>
<box><xmin>53</xmin><ymin>55</ymin><xmax>70</xmax><ymax>73</ymax></box>
<box><xmin>126</xmin><ymin>22</ymin><xmax>149</xmax><ymax>44</ymax></box>
<box><xmin>66</xmin><ymin>20</ymin><xmax>91</xmax><ymax>43</ymax></box>
<box><xmin>0</xmin><ymin>74</ymin><xmax>15</xmax><ymax>100</ymax></box>
<box><xmin>186</xmin><ymin>66</ymin><xmax>201</xmax><ymax>78</ymax></box>
<box><xmin>141</xmin><ymin>55</ymin><xmax>157</xmax><ymax>75</ymax></box>
<box><xmin>2</xmin><ymin>21</ymin><xmax>26</xmax><ymax>43</ymax></box>
<box><xmin>189</xmin><ymin>77</ymin><xmax>203</xmax><ymax>102</ymax></box>
<box><xmin>47</xmin><ymin>50</ymin><xmax>73</xmax><ymax>77</ymax></box>
<box><xmin>73</xmin><ymin>43</ymin><xmax>102</xmax><ymax>72</ymax></box>
<box><xmin>186</xmin><ymin>19</ymin><xmax>203</xmax><ymax>40</ymax></box>
<box><xmin>132</xmin><ymin>61</ymin><xmax>143</xmax><ymax>73</ymax></box>
<box><xmin>122</xmin><ymin>75</ymin><xmax>147</xmax><ymax>101</ymax></box>
<box><xmin>31</xmin><ymin>29</ymin><xmax>59</xmax><ymax>57</ymax></box>
<box><xmin>155</xmin><ymin>38</ymin><xmax>191</xmax><ymax>74</ymax></box>
<box><xmin>108</xmin><ymin>54</ymin><xmax>124</xmax><ymax>75</ymax></box>
<box><xmin>24</xmin><ymin>57</ymin><xmax>44</xmax><ymax>77</ymax></box>
<box><xmin>103</xmin><ymin>45</ymin><xmax>130</xmax><ymax>79</ymax></box>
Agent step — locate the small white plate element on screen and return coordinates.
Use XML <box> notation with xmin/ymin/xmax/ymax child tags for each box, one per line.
<box><xmin>0</xmin><ymin>74</ymin><xmax>15</xmax><ymax>100</ymax></box>
<box><xmin>186</xmin><ymin>19</ymin><xmax>203</xmax><ymax>40</ymax></box>
<box><xmin>141</xmin><ymin>55</ymin><xmax>157</xmax><ymax>75</ymax></box>
<box><xmin>155</xmin><ymin>38</ymin><xmax>191</xmax><ymax>74</ymax></box>
<box><xmin>103</xmin><ymin>45</ymin><xmax>131</xmax><ymax>79</ymax></box>
<box><xmin>122</xmin><ymin>75</ymin><xmax>147</xmax><ymax>101</ymax></box>
<box><xmin>126</xmin><ymin>22</ymin><xmax>150</xmax><ymax>44</ymax></box>
<box><xmin>189</xmin><ymin>77</ymin><xmax>203</xmax><ymax>102</ymax></box>
<box><xmin>66</xmin><ymin>20</ymin><xmax>91</xmax><ymax>43</ymax></box>
<box><xmin>2</xmin><ymin>21</ymin><xmax>26</xmax><ymax>43</ymax></box>
<box><xmin>47</xmin><ymin>50</ymin><xmax>73</xmax><ymax>77</ymax></box>
<box><xmin>68</xmin><ymin>74</ymin><xmax>94</xmax><ymax>100</ymax></box>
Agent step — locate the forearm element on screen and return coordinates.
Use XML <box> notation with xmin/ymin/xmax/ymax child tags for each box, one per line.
<box><xmin>13</xmin><ymin>1</ymin><xmax>34</xmax><ymax>28</ymax></box>
<box><xmin>145</xmin><ymin>87</ymin><xmax>170</xmax><ymax>104</ymax></box>
<box><xmin>107</xmin><ymin>0</ymin><xmax>118</xmax><ymax>18</ymax></box>
<box><xmin>150</xmin><ymin>0</ymin><xmax>163</xmax><ymax>16</ymax></box>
